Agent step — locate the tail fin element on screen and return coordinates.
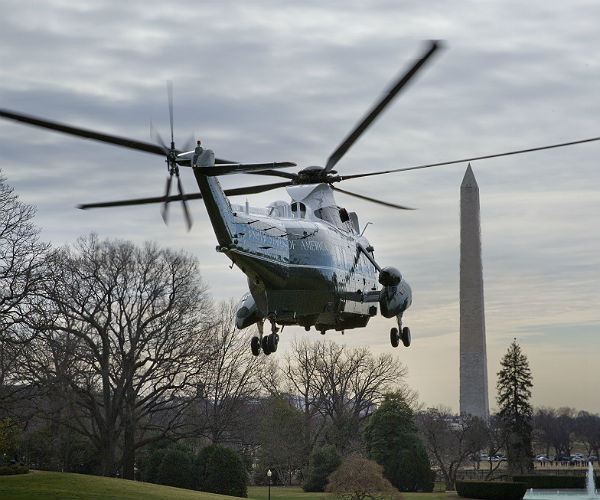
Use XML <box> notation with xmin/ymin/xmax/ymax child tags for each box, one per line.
<box><xmin>191</xmin><ymin>146</ymin><xmax>235</xmax><ymax>247</ymax></box>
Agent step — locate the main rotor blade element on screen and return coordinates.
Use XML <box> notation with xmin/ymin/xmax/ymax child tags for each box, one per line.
<box><xmin>1</xmin><ymin>108</ymin><xmax>167</xmax><ymax>156</ymax></box>
<box><xmin>194</xmin><ymin>161</ymin><xmax>297</xmax><ymax>176</ymax></box>
<box><xmin>248</xmin><ymin>169</ymin><xmax>298</xmax><ymax>180</ymax></box>
<box><xmin>226</xmin><ymin>180</ymin><xmax>293</xmax><ymax>196</ymax></box>
<box><xmin>79</xmin><ymin>192</ymin><xmax>204</xmax><ymax>209</ymax></box>
<box><xmin>331</xmin><ymin>185</ymin><xmax>415</xmax><ymax>210</ymax></box>
<box><xmin>77</xmin><ymin>181</ymin><xmax>293</xmax><ymax>209</ymax></box>
<box><xmin>0</xmin><ymin>108</ymin><xmax>234</xmax><ymax>164</ymax></box>
<box><xmin>340</xmin><ymin>135</ymin><xmax>600</xmax><ymax>181</ymax></box>
<box><xmin>324</xmin><ymin>40</ymin><xmax>442</xmax><ymax>173</ymax></box>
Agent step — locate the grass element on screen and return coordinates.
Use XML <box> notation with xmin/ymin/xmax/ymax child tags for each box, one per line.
<box><xmin>248</xmin><ymin>486</ymin><xmax>328</xmax><ymax>499</ymax></box>
<box><xmin>247</xmin><ymin>486</ymin><xmax>458</xmax><ymax>499</ymax></box>
<box><xmin>0</xmin><ymin>471</ymin><xmax>459</xmax><ymax>500</ymax></box>
<box><xmin>0</xmin><ymin>470</ymin><xmax>239</xmax><ymax>500</ymax></box>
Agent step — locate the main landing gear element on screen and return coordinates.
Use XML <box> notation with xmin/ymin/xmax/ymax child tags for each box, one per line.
<box><xmin>390</xmin><ymin>314</ymin><xmax>411</xmax><ymax>348</ymax></box>
<box><xmin>250</xmin><ymin>319</ymin><xmax>279</xmax><ymax>356</ymax></box>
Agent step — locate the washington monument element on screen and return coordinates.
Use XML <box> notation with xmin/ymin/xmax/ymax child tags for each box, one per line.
<box><xmin>460</xmin><ymin>164</ymin><xmax>489</xmax><ymax>420</ymax></box>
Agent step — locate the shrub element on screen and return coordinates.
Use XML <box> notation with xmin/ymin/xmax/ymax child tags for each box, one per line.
<box><xmin>0</xmin><ymin>464</ymin><xmax>29</xmax><ymax>475</ymax></box>
<box><xmin>302</xmin><ymin>444</ymin><xmax>341</xmax><ymax>492</ymax></box>
<box><xmin>456</xmin><ymin>480</ymin><xmax>527</xmax><ymax>500</ymax></box>
<box><xmin>513</xmin><ymin>475</ymin><xmax>599</xmax><ymax>489</ymax></box>
<box><xmin>325</xmin><ymin>455</ymin><xmax>400</xmax><ymax>500</ymax></box>
<box><xmin>140</xmin><ymin>448</ymin><xmax>166</xmax><ymax>484</ymax></box>
<box><xmin>156</xmin><ymin>448</ymin><xmax>194</xmax><ymax>489</ymax></box>
<box><xmin>196</xmin><ymin>444</ymin><xmax>247</xmax><ymax>498</ymax></box>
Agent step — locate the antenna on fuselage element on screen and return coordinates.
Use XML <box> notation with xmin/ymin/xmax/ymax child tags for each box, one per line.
<box><xmin>361</xmin><ymin>222</ymin><xmax>373</xmax><ymax>236</ymax></box>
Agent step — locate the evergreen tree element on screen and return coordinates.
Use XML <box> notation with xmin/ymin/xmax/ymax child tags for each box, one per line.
<box><xmin>301</xmin><ymin>444</ymin><xmax>341</xmax><ymax>492</ymax></box>
<box><xmin>496</xmin><ymin>339</ymin><xmax>534</xmax><ymax>474</ymax></box>
<box><xmin>195</xmin><ymin>444</ymin><xmax>248</xmax><ymax>498</ymax></box>
<box><xmin>364</xmin><ymin>392</ymin><xmax>434</xmax><ymax>492</ymax></box>
<box><xmin>156</xmin><ymin>448</ymin><xmax>194</xmax><ymax>489</ymax></box>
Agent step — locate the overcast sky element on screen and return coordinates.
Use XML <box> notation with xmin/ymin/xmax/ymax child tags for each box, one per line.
<box><xmin>1</xmin><ymin>0</ymin><xmax>599</xmax><ymax>414</ymax></box>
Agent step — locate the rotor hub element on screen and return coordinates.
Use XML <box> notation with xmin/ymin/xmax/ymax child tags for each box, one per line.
<box><xmin>296</xmin><ymin>166</ymin><xmax>340</xmax><ymax>185</ymax></box>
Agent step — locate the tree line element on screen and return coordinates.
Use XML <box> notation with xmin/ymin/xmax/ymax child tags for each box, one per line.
<box><xmin>0</xmin><ymin>174</ymin><xmax>412</xmax><ymax>485</ymax></box>
<box><xmin>1</xmin><ymin>174</ymin><xmax>599</xmax><ymax>494</ymax></box>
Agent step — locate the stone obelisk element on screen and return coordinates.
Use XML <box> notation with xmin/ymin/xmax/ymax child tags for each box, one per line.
<box><xmin>460</xmin><ymin>164</ymin><xmax>489</xmax><ymax>420</ymax></box>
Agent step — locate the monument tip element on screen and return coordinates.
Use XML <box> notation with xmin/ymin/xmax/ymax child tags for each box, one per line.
<box><xmin>461</xmin><ymin>163</ymin><xmax>478</xmax><ymax>188</ymax></box>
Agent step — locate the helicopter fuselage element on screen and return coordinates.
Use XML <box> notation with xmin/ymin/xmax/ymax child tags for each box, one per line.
<box><xmin>191</xmin><ymin>147</ymin><xmax>412</xmax><ymax>334</ymax></box>
<box><xmin>227</xmin><ymin>203</ymin><xmax>379</xmax><ymax>332</ymax></box>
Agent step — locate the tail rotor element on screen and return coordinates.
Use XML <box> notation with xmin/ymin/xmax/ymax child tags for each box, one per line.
<box><xmin>152</xmin><ymin>81</ymin><xmax>193</xmax><ymax>230</ymax></box>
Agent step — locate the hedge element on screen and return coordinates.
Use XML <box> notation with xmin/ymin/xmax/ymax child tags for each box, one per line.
<box><xmin>513</xmin><ymin>475</ymin><xmax>599</xmax><ymax>489</ymax></box>
<box><xmin>0</xmin><ymin>464</ymin><xmax>29</xmax><ymax>475</ymax></box>
<box><xmin>456</xmin><ymin>480</ymin><xmax>527</xmax><ymax>500</ymax></box>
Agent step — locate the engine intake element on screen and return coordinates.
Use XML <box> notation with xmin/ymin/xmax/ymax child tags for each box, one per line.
<box><xmin>235</xmin><ymin>292</ymin><xmax>263</xmax><ymax>330</ymax></box>
<box><xmin>379</xmin><ymin>266</ymin><xmax>402</xmax><ymax>286</ymax></box>
<box><xmin>379</xmin><ymin>274</ymin><xmax>412</xmax><ymax>319</ymax></box>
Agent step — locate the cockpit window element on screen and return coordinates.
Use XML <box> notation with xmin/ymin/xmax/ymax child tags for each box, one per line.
<box><xmin>291</xmin><ymin>202</ymin><xmax>306</xmax><ymax>218</ymax></box>
<box><xmin>314</xmin><ymin>206</ymin><xmax>347</xmax><ymax>229</ymax></box>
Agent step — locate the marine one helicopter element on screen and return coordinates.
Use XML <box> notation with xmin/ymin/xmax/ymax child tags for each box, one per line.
<box><xmin>2</xmin><ymin>41</ymin><xmax>599</xmax><ymax>356</ymax></box>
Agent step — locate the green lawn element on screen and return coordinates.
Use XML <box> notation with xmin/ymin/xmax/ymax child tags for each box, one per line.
<box><xmin>247</xmin><ymin>486</ymin><xmax>457</xmax><ymax>500</ymax></box>
<box><xmin>0</xmin><ymin>470</ymin><xmax>239</xmax><ymax>500</ymax></box>
<box><xmin>0</xmin><ymin>471</ymin><xmax>459</xmax><ymax>500</ymax></box>
<box><xmin>248</xmin><ymin>486</ymin><xmax>330</xmax><ymax>499</ymax></box>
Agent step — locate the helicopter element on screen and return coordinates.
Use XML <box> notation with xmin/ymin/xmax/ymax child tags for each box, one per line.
<box><xmin>2</xmin><ymin>40</ymin><xmax>599</xmax><ymax>356</ymax></box>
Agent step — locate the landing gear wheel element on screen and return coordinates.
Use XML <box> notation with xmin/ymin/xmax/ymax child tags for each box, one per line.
<box><xmin>390</xmin><ymin>327</ymin><xmax>399</xmax><ymax>348</ymax></box>
<box><xmin>401</xmin><ymin>327</ymin><xmax>411</xmax><ymax>347</ymax></box>
<box><xmin>267</xmin><ymin>333</ymin><xmax>279</xmax><ymax>353</ymax></box>
<box><xmin>261</xmin><ymin>336</ymin><xmax>271</xmax><ymax>355</ymax></box>
<box><xmin>250</xmin><ymin>336</ymin><xmax>260</xmax><ymax>356</ymax></box>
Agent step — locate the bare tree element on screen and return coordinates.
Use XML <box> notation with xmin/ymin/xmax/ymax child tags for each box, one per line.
<box><xmin>417</xmin><ymin>408</ymin><xmax>487</xmax><ymax>490</ymax></box>
<box><xmin>533</xmin><ymin>407</ymin><xmax>558</xmax><ymax>458</ymax></box>
<box><xmin>280</xmin><ymin>339</ymin><xmax>327</xmax><ymax>456</ymax></box>
<box><xmin>280</xmin><ymin>339</ymin><xmax>407</xmax><ymax>455</ymax></box>
<box><xmin>0</xmin><ymin>173</ymin><xmax>49</xmax><ymax>413</ymax></box>
<box><xmin>315</xmin><ymin>342</ymin><xmax>407</xmax><ymax>453</ymax></box>
<box><xmin>22</xmin><ymin>235</ymin><xmax>213</xmax><ymax>478</ymax></box>
<box><xmin>193</xmin><ymin>300</ymin><xmax>263</xmax><ymax>446</ymax></box>
<box><xmin>575</xmin><ymin>411</ymin><xmax>600</xmax><ymax>461</ymax></box>
<box><xmin>480</xmin><ymin>415</ymin><xmax>508</xmax><ymax>480</ymax></box>
<box><xmin>533</xmin><ymin>407</ymin><xmax>576</xmax><ymax>460</ymax></box>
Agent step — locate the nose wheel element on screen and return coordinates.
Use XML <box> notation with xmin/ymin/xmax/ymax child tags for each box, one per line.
<box><xmin>390</xmin><ymin>315</ymin><xmax>411</xmax><ymax>348</ymax></box>
<box><xmin>251</xmin><ymin>336</ymin><xmax>261</xmax><ymax>356</ymax></box>
<box><xmin>250</xmin><ymin>332</ymin><xmax>278</xmax><ymax>355</ymax></box>
<box><xmin>390</xmin><ymin>327</ymin><xmax>399</xmax><ymax>348</ymax></box>
<box><xmin>250</xmin><ymin>318</ymin><xmax>280</xmax><ymax>356</ymax></box>
<box><xmin>401</xmin><ymin>326</ymin><xmax>411</xmax><ymax>347</ymax></box>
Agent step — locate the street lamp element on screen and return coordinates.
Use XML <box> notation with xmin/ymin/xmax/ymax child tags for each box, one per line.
<box><xmin>267</xmin><ymin>469</ymin><xmax>272</xmax><ymax>500</ymax></box>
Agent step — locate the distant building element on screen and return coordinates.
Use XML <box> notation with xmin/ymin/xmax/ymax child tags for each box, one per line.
<box><xmin>459</xmin><ymin>164</ymin><xmax>489</xmax><ymax>420</ymax></box>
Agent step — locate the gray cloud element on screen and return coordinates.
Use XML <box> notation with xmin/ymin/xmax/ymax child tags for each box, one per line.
<box><xmin>1</xmin><ymin>0</ymin><xmax>599</xmax><ymax>412</ymax></box>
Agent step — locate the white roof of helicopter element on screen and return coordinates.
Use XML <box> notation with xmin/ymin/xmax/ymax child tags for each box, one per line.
<box><xmin>285</xmin><ymin>183</ymin><xmax>336</xmax><ymax>211</ymax></box>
